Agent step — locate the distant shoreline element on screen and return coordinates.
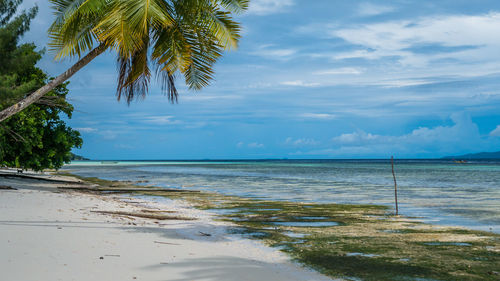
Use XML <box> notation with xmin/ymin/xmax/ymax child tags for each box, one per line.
<box><xmin>68</xmin><ymin>158</ymin><xmax>500</xmax><ymax>162</ymax></box>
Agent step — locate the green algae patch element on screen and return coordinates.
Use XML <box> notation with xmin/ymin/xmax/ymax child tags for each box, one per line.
<box><xmin>157</xmin><ymin>187</ymin><xmax>500</xmax><ymax>280</ymax></box>
<box><xmin>60</xmin><ymin>172</ymin><xmax>500</xmax><ymax>281</ymax></box>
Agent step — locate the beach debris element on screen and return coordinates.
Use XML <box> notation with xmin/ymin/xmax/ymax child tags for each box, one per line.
<box><xmin>154</xmin><ymin>241</ymin><xmax>181</xmax><ymax>245</ymax></box>
<box><xmin>424</xmin><ymin>242</ymin><xmax>472</xmax><ymax>246</ymax></box>
<box><xmin>91</xmin><ymin>210</ymin><xmax>195</xmax><ymax>221</ymax></box>
<box><xmin>199</xmin><ymin>231</ymin><xmax>212</xmax><ymax>237</ymax></box>
<box><xmin>140</xmin><ymin>209</ymin><xmax>176</xmax><ymax>214</ymax></box>
<box><xmin>99</xmin><ymin>256</ymin><xmax>104</xmax><ymax>260</ymax></box>
<box><xmin>57</xmin><ymin>185</ymin><xmax>199</xmax><ymax>193</ymax></box>
<box><xmin>0</xmin><ymin>171</ymin><xmax>81</xmax><ymax>183</ymax></box>
<box><xmin>0</xmin><ymin>185</ymin><xmax>16</xmax><ymax>190</ymax></box>
<box><xmin>488</xmin><ymin>271</ymin><xmax>499</xmax><ymax>275</ymax></box>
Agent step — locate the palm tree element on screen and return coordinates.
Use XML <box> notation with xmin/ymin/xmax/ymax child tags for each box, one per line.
<box><xmin>0</xmin><ymin>0</ymin><xmax>248</xmax><ymax>122</ymax></box>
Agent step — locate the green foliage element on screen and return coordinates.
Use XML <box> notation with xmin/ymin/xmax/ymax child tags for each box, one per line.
<box><xmin>0</xmin><ymin>0</ymin><xmax>82</xmax><ymax>171</ymax></box>
<box><xmin>0</xmin><ymin>0</ymin><xmax>40</xmax><ymax>107</ymax></box>
<box><xmin>47</xmin><ymin>0</ymin><xmax>248</xmax><ymax>103</ymax></box>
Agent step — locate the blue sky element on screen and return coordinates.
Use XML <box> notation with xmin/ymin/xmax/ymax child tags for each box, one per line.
<box><xmin>19</xmin><ymin>0</ymin><xmax>500</xmax><ymax>159</ymax></box>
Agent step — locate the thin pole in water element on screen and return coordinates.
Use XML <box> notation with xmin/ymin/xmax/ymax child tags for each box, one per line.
<box><xmin>391</xmin><ymin>155</ymin><xmax>399</xmax><ymax>216</ymax></box>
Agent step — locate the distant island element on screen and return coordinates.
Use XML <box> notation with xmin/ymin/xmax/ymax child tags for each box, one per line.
<box><xmin>443</xmin><ymin>151</ymin><xmax>500</xmax><ymax>160</ymax></box>
<box><xmin>70</xmin><ymin>153</ymin><xmax>89</xmax><ymax>161</ymax></box>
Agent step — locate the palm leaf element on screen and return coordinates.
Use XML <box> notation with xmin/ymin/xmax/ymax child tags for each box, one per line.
<box><xmin>48</xmin><ymin>0</ymin><xmax>248</xmax><ymax>102</ymax></box>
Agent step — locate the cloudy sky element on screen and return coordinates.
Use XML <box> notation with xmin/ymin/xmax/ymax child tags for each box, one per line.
<box><xmin>19</xmin><ymin>0</ymin><xmax>500</xmax><ymax>159</ymax></box>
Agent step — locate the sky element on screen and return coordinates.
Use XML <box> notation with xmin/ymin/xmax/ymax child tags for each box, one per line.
<box><xmin>17</xmin><ymin>0</ymin><xmax>500</xmax><ymax>159</ymax></box>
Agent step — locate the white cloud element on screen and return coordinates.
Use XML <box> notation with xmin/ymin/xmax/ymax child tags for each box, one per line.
<box><xmin>251</xmin><ymin>44</ymin><xmax>297</xmax><ymax>60</ymax></box>
<box><xmin>322</xmin><ymin>113</ymin><xmax>487</xmax><ymax>157</ymax></box>
<box><xmin>490</xmin><ymin>125</ymin><xmax>500</xmax><ymax>137</ymax></box>
<box><xmin>295</xmin><ymin>22</ymin><xmax>339</xmax><ymax>39</ymax></box>
<box><xmin>285</xmin><ymin>137</ymin><xmax>320</xmax><ymax>146</ymax></box>
<box><xmin>75</xmin><ymin>127</ymin><xmax>97</xmax><ymax>133</ymax></box>
<box><xmin>247</xmin><ymin>0</ymin><xmax>295</xmax><ymax>15</ymax></box>
<box><xmin>313</xmin><ymin>67</ymin><xmax>364</xmax><ymax>75</ymax></box>
<box><xmin>141</xmin><ymin>116</ymin><xmax>181</xmax><ymax>125</ymax></box>
<box><xmin>374</xmin><ymin>78</ymin><xmax>434</xmax><ymax>88</ymax></box>
<box><xmin>247</xmin><ymin>142</ymin><xmax>264</xmax><ymax>148</ymax></box>
<box><xmin>333</xmin><ymin>130</ymin><xmax>378</xmax><ymax>144</ymax></box>
<box><xmin>331</xmin><ymin>13</ymin><xmax>500</xmax><ymax>67</ymax></box>
<box><xmin>299</xmin><ymin>113</ymin><xmax>336</xmax><ymax>120</ymax></box>
<box><xmin>357</xmin><ymin>2</ymin><xmax>395</xmax><ymax>16</ymax></box>
<box><xmin>281</xmin><ymin>80</ymin><xmax>320</xmax><ymax>87</ymax></box>
<box><xmin>99</xmin><ymin>130</ymin><xmax>119</xmax><ymax>140</ymax></box>
<box><xmin>237</xmin><ymin>142</ymin><xmax>265</xmax><ymax>148</ymax></box>
<box><xmin>247</xmin><ymin>142</ymin><xmax>265</xmax><ymax>148</ymax></box>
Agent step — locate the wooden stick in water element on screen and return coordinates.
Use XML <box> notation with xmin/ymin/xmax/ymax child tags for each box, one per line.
<box><xmin>391</xmin><ymin>156</ymin><xmax>399</xmax><ymax>216</ymax></box>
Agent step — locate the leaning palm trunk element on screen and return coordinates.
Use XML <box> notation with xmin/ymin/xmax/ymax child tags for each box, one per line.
<box><xmin>0</xmin><ymin>44</ymin><xmax>106</xmax><ymax>122</ymax></box>
<box><xmin>1</xmin><ymin>0</ymin><xmax>246</xmax><ymax>122</ymax></box>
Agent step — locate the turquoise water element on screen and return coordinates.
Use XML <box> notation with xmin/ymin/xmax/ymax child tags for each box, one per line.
<box><xmin>63</xmin><ymin>160</ymin><xmax>500</xmax><ymax>233</ymax></box>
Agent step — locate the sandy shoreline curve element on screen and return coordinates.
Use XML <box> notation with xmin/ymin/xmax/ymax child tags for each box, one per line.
<box><xmin>0</xmin><ymin>172</ymin><xmax>334</xmax><ymax>281</ymax></box>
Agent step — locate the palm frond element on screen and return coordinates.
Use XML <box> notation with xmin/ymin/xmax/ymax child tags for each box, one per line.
<box><xmin>47</xmin><ymin>0</ymin><xmax>246</xmax><ymax>103</ymax></box>
<box><xmin>183</xmin><ymin>27</ymin><xmax>223</xmax><ymax>90</ymax></box>
<box><xmin>116</xmin><ymin>38</ymin><xmax>151</xmax><ymax>104</ymax></box>
<box><xmin>202</xmin><ymin>8</ymin><xmax>242</xmax><ymax>49</ymax></box>
<box><xmin>151</xmin><ymin>22</ymin><xmax>192</xmax><ymax>74</ymax></box>
<box><xmin>95</xmin><ymin>0</ymin><xmax>174</xmax><ymax>57</ymax></box>
<box><xmin>156</xmin><ymin>70</ymin><xmax>178</xmax><ymax>103</ymax></box>
<box><xmin>48</xmin><ymin>0</ymin><xmax>104</xmax><ymax>59</ymax></box>
<box><xmin>211</xmin><ymin>0</ymin><xmax>249</xmax><ymax>14</ymax></box>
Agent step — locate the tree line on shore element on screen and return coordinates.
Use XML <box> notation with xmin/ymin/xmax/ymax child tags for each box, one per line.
<box><xmin>0</xmin><ymin>0</ymin><xmax>81</xmax><ymax>171</ymax></box>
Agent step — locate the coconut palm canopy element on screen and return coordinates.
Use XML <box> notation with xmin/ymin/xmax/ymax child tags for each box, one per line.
<box><xmin>49</xmin><ymin>0</ymin><xmax>248</xmax><ymax>103</ymax></box>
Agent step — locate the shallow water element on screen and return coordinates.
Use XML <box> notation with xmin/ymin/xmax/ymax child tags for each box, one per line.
<box><xmin>63</xmin><ymin>159</ymin><xmax>500</xmax><ymax>233</ymax></box>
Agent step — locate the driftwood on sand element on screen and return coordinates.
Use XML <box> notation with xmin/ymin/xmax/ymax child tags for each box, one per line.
<box><xmin>0</xmin><ymin>172</ymin><xmax>81</xmax><ymax>184</ymax></box>
<box><xmin>0</xmin><ymin>171</ymin><xmax>200</xmax><ymax>194</ymax></box>
<box><xmin>57</xmin><ymin>186</ymin><xmax>200</xmax><ymax>193</ymax></box>
<box><xmin>91</xmin><ymin>210</ymin><xmax>196</xmax><ymax>221</ymax></box>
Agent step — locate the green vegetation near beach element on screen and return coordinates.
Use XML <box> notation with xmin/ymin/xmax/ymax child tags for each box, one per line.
<box><xmin>0</xmin><ymin>0</ymin><xmax>81</xmax><ymax>171</ymax></box>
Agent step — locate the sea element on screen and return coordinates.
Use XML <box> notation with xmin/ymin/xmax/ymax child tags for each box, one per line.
<box><xmin>62</xmin><ymin>159</ymin><xmax>500</xmax><ymax>233</ymax></box>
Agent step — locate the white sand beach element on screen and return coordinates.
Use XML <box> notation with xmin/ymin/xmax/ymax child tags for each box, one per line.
<box><xmin>0</xmin><ymin>174</ymin><xmax>333</xmax><ymax>281</ymax></box>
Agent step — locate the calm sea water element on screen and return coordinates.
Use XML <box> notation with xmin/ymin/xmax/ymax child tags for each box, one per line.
<box><xmin>62</xmin><ymin>160</ymin><xmax>500</xmax><ymax>233</ymax></box>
